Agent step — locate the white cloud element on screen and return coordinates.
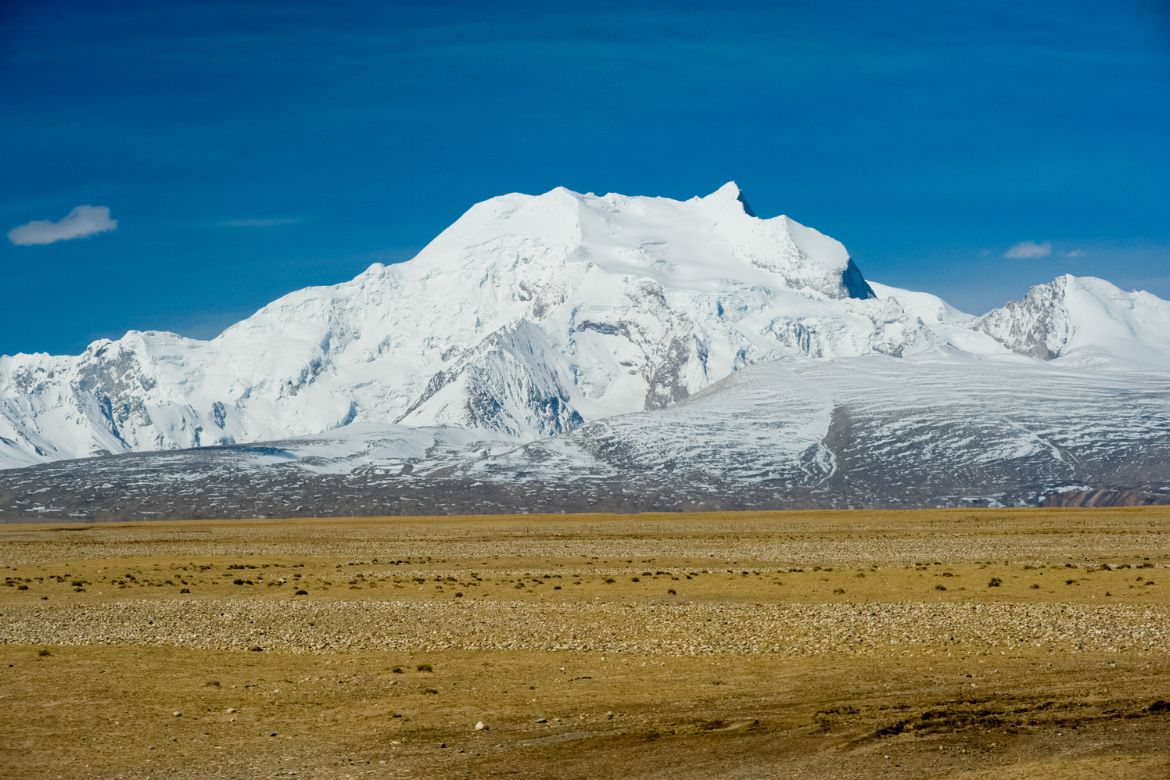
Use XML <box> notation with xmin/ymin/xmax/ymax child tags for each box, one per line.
<box><xmin>220</xmin><ymin>217</ymin><xmax>301</xmax><ymax>228</ymax></box>
<box><xmin>1004</xmin><ymin>240</ymin><xmax>1052</xmax><ymax>259</ymax></box>
<box><xmin>8</xmin><ymin>205</ymin><xmax>117</xmax><ymax>246</ymax></box>
<box><xmin>1064</xmin><ymin>249</ymin><xmax>1085</xmax><ymax>258</ymax></box>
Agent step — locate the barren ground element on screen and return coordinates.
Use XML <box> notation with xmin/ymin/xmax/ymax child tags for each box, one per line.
<box><xmin>1</xmin><ymin>508</ymin><xmax>1168</xmax><ymax>779</ymax></box>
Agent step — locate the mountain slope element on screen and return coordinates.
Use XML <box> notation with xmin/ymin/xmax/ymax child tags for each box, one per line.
<box><xmin>3</xmin><ymin>355</ymin><xmax>1166</xmax><ymax>519</ymax></box>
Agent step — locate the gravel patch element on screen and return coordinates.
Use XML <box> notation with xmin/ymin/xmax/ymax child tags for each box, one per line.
<box><xmin>2</xmin><ymin>598</ymin><xmax>1166</xmax><ymax>656</ymax></box>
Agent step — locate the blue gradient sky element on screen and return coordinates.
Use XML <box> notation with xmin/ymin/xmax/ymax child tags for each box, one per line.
<box><xmin>2</xmin><ymin>0</ymin><xmax>1169</xmax><ymax>355</ymax></box>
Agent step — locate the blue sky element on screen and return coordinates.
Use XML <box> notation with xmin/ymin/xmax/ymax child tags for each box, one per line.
<box><xmin>2</xmin><ymin>0</ymin><xmax>1168</xmax><ymax>355</ymax></box>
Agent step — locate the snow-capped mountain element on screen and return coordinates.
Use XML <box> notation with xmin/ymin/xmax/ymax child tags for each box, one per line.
<box><xmin>976</xmin><ymin>274</ymin><xmax>1170</xmax><ymax>366</ymax></box>
<box><xmin>0</xmin><ymin>182</ymin><xmax>1168</xmax><ymax>516</ymax></box>
<box><xmin>0</xmin><ymin>182</ymin><xmax>962</xmax><ymax>468</ymax></box>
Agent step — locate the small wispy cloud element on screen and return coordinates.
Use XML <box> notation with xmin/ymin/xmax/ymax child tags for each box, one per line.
<box><xmin>219</xmin><ymin>217</ymin><xmax>302</xmax><ymax>228</ymax></box>
<box><xmin>1064</xmin><ymin>249</ymin><xmax>1085</xmax><ymax>258</ymax></box>
<box><xmin>8</xmin><ymin>205</ymin><xmax>117</xmax><ymax>246</ymax></box>
<box><xmin>1004</xmin><ymin>240</ymin><xmax>1052</xmax><ymax>259</ymax></box>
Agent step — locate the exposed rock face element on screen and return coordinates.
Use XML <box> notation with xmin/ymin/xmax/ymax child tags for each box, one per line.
<box><xmin>1042</xmin><ymin>488</ymin><xmax>1170</xmax><ymax>508</ymax></box>
<box><xmin>976</xmin><ymin>276</ymin><xmax>1077</xmax><ymax>360</ymax></box>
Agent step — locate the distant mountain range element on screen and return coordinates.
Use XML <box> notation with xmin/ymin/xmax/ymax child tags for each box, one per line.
<box><xmin>2</xmin><ymin>183</ymin><xmax>1167</xmax><ymax>519</ymax></box>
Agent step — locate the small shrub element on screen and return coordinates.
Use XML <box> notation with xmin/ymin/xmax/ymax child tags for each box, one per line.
<box><xmin>417</xmin><ymin>663</ymin><xmax>433</xmax><ymax>673</ymax></box>
<box><xmin>987</xmin><ymin>577</ymin><xmax>1002</xmax><ymax>587</ymax></box>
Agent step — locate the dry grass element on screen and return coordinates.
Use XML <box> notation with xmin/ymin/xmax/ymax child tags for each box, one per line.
<box><xmin>1</xmin><ymin>507</ymin><xmax>1168</xmax><ymax>778</ymax></box>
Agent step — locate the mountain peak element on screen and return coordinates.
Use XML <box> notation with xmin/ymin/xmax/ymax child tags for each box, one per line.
<box><xmin>706</xmin><ymin>180</ymin><xmax>743</xmax><ymax>200</ymax></box>
<box><xmin>700</xmin><ymin>181</ymin><xmax>756</xmax><ymax>216</ymax></box>
<box><xmin>402</xmin><ymin>183</ymin><xmax>868</xmax><ymax>303</ymax></box>
<box><xmin>977</xmin><ymin>274</ymin><xmax>1170</xmax><ymax>364</ymax></box>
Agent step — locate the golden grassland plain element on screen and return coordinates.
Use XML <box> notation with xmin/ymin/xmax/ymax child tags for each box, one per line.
<box><xmin>1</xmin><ymin>508</ymin><xmax>1168</xmax><ymax>779</ymax></box>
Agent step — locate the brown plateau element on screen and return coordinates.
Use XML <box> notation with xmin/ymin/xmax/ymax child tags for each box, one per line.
<box><xmin>1</xmin><ymin>507</ymin><xmax>1168</xmax><ymax>778</ymax></box>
